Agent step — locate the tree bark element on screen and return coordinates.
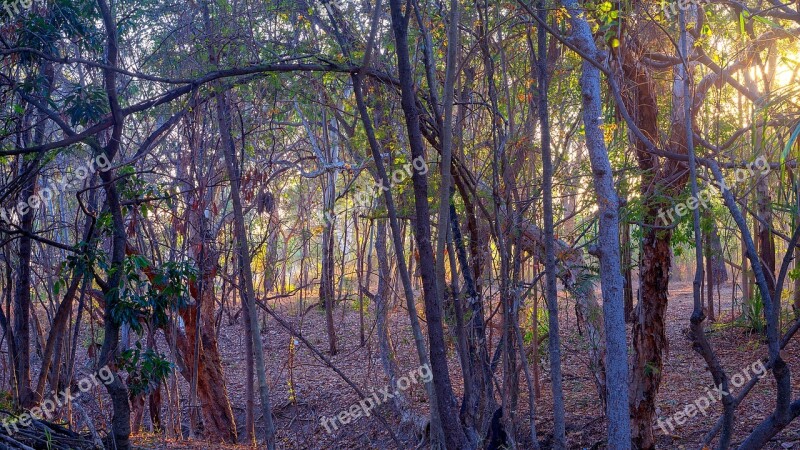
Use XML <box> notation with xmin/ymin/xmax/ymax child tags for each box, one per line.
<box><xmin>536</xmin><ymin>2</ymin><xmax>566</xmax><ymax>445</ymax></box>
<box><xmin>320</xmin><ymin>123</ymin><xmax>337</xmax><ymax>355</ymax></box>
<box><xmin>622</xmin><ymin>219</ymin><xmax>634</xmax><ymax>323</ymax></box>
<box><xmin>96</xmin><ymin>1</ymin><xmax>133</xmax><ymax>447</ymax></box>
<box><xmin>12</xmin><ymin>60</ymin><xmax>55</xmax><ymax>409</ymax></box>
<box><xmin>560</xmin><ymin>1</ymin><xmax>632</xmax><ymax>446</ymax></box>
<box><xmin>216</xmin><ymin>90</ymin><xmax>276</xmax><ymax>449</ymax></box>
<box><xmin>386</xmin><ymin>1</ymin><xmax>471</xmax><ymax>447</ymax></box>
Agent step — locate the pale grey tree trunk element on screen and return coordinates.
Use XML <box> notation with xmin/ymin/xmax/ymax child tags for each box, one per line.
<box><xmin>374</xmin><ymin>216</ymin><xmax>413</xmax><ymax>421</ymax></box>
<box><xmin>560</xmin><ymin>0</ymin><xmax>632</xmax><ymax>446</ymax></box>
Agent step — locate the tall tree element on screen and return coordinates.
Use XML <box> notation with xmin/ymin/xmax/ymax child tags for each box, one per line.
<box><xmin>387</xmin><ymin>0</ymin><xmax>472</xmax><ymax>447</ymax></box>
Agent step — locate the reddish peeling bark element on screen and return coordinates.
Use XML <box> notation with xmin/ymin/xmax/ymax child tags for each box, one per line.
<box><xmin>127</xmin><ymin>244</ymin><xmax>237</xmax><ymax>443</ymax></box>
<box><xmin>616</xmin><ymin>35</ymin><xmax>691</xmax><ymax>450</ymax></box>
<box><xmin>630</xmin><ymin>224</ymin><xmax>672</xmax><ymax>449</ymax></box>
<box><xmin>182</xmin><ymin>267</ymin><xmax>238</xmax><ymax>444</ymax></box>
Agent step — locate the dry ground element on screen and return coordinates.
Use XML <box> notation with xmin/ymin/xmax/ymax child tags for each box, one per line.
<box><xmin>115</xmin><ymin>279</ymin><xmax>800</xmax><ymax>449</ymax></box>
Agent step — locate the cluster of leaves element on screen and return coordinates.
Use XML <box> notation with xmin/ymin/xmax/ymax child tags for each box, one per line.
<box><xmin>117</xmin><ymin>165</ymin><xmax>171</xmax><ymax>217</ymax></box>
<box><xmin>594</xmin><ymin>1</ymin><xmax>620</xmax><ymax>48</ymax></box>
<box><xmin>63</xmin><ymin>84</ymin><xmax>109</xmax><ymax>126</ymax></box>
<box><xmin>111</xmin><ymin>257</ymin><xmax>194</xmax><ymax>395</ymax></box>
<box><xmin>112</xmin><ymin>256</ymin><xmax>196</xmax><ymax>333</ymax></box>
<box><xmin>738</xmin><ymin>288</ymin><xmax>766</xmax><ymax>333</ymax></box>
<box><xmin>52</xmin><ymin>240</ymin><xmax>105</xmax><ymax>297</ymax></box>
<box><xmin>120</xmin><ymin>342</ymin><xmax>172</xmax><ymax>397</ymax></box>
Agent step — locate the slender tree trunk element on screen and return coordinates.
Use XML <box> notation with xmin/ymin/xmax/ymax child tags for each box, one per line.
<box><xmin>12</xmin><ymin>170</ymin><xmax>36</xmax><ymax>409</ymax></box>
<box><xmin>356</xmin><ymin>216</ymin><xmax>366</xmax><ymax>347</ymax></box>
<box><xmin>560</xmin><ymin>1</ymin><xmax>632</xmax><ymax>446</ymax></box>
<box><xmin>622</xmin><ymin>219</ymin><xmax>634</xmax><ymax>323</ymax></box>
<box><xmin>320</xmin><ymin>144</ymin><xmax>337</xmax><ymax>354</ymax></box>
<box><xmin>243</xmin><ymin>282</ymin><xmax>256</xmax><ymax>443</ymax></box>
<box><xmin>678</xmin><ymin>12</ymin><xmax>735</xmax><ymax>448</ymax></box>
<box><xmin>794</xmin><ymin>245</ymin><xmax>800</xmax><ymax>315</ymax></box>
<box><xmin>756</xmin><ymin>174</ymin><xmax>776</xmax><ymax>297</ymax></box>
<box><xmin>536</xmin><ymin>3</ymin><xmax>566</xmax><ymax>446</ymax></box>
<box><xmin>374</xmin><ymin>217</ymin><xmax>412</xmax><ymax>421</ymax></box>
<box><xmin>432</xmin><ymin>1</ymin><xmax>474</xmax><ymax>444</ymax></box>
<box><xmin>743</xmin><ymin>232</ymin><xmax>751</xmax><ymax>309</ymax></box>
<box><xmin>96</xmin><ymin>2</ymin><xmax>133</xmax><ymax>446</ymax></box>
<box><xmin>450</xmin><ymin>203</ymin><xmax>493</xmax><ymax>434</ymax></box>
<box><xmin>321</xmin><ymin>214</ymin><xmax>337</xmax><ymax>355</ymax></box>
<box><xmin>12</xmin><ymin>60</ymin><xmax>54</xmax><ymax>409</ymax></box>
<box><xmin>705</xmin><ymin>236</ymin><xmax>716</xmax><ymax>321</ymax></box>
<box><xmin>215</xmin><ymin>91</ymin><xmax>276</xmax><ymax>449</ymax></box>
<box><xmin>386</xmin><ymin>1</ymin><xmax>470</xmax><ymax>446</ymax></box>
<box><xmin>704</xmin><ymin>216</ymin><xmax>728</xmax><ymax>322</ymax></box>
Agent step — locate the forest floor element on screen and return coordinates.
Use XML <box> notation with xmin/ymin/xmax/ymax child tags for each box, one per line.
<box><xmin>127</xmin><ymin>279</ymin><xmax>800</xmax><ymax>449</ymax></box>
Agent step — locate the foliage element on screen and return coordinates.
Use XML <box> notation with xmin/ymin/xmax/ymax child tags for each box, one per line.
<box><xmin>737</xmin><ymin>288</ymin><xmax>766</xmax><ymax>333</ymax></box>
<box><xmin>120</xmin><ymin>342</ymin><xmax>172</xmax><ymax>397</ymax></box>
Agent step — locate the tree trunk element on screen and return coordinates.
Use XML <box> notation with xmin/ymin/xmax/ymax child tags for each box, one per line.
<box><xmin>794</xmin><ymin>244</ymin><xmax>800</xmax><ymax>315</ymax></box>
<box><xmin>12</xmin><ymin>60</ymin><xmax>55</xmax><ymax>409</ymax></box>
<box><xmin>320</xmin><ymin>213</ymin><xmax>337</xmax><ymax>355</ymax></box>
<box><xmin>756</xmin><ymin>175</ymin><xmax>776</xmax><ymax>297</ymax></box>
<box><xmin>705</xmin><ymin>236</ymin><xmax>716</xmax><ymax>321</ymax></box>
<box><xmin>560</xmin><ymin>1</ymin><xmax>632</xmax><ymax>445</ymax></box>
<box><xmin>12</xmin><ymin>169</ymin><xmax>36</xmax><ymax>409</ymax></box>
<box><xmin>320</xmin><ymin>144</ymin><xmax>337</xmax><ymax>355</ymax></box>
<box><xmin>704</xmin><ymin>216</ymin><xmax>728</xmax><ymax>322</ymax></box>
<box><xmin>96</xmin><ymin>2</ymin><xmax>133</xmax><ymax>447</ymax></box>
<box><xmin>386</xmin><ymin>1</ymin><xmax>471</xmax><ymax>446</ymax></box>
<box><xmin>536</xmin><ymin>3</ymin><xmax>566</xmax><ymax>444</ymax></box>
<box><xmin>630</xmin><ymin>225</ymin><xmax>671</xmax><ymax>449</ymax></box>
<box><xmin>743</xmin><ymin>232</ymin><xmax>751</xmax><ymax>308</ymax></box>
<box><xmin>352</xmin><ymin>73</ymin><xmax>443</xmax><ymax>445</ymax></box>
<box><xmin>622</xmin><ymin>219</ymin><xmax>634</xmax><ymax>323</ymax></box>
<box><xmin>187</xmin><ymin>273</ymin><xmax>238</xmax><ymax>443</ymax></box>
<box><xmin>374</xmin><ymin>217</ymin><xmax>412</xmax><ymax>421</ymax></box>
<box><xmin>215</xmin><ymin>89</ymin><xmax>276</xmax><ymax>448</ymax></box>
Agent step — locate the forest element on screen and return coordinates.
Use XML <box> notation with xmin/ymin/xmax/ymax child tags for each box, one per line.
<box><xmin>0</xmin><ymin>0</ymin><xmax>799</xmax><ymax>448</ymax></box>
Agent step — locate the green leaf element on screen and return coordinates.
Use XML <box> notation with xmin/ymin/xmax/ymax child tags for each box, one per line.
<box><xmin>781</xmin><ymin>120</ymin><xmax>800</xmax><ymax>167</ymax></box>
<box><xmin>739</xmin><ymin>12</ymin><xmax>746</xmax><ymax>36</ymax></box>
<box><xmin>752</xmin><ymin>15</ymin><xmax>782</xmax><ymax>29</ymax></box>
